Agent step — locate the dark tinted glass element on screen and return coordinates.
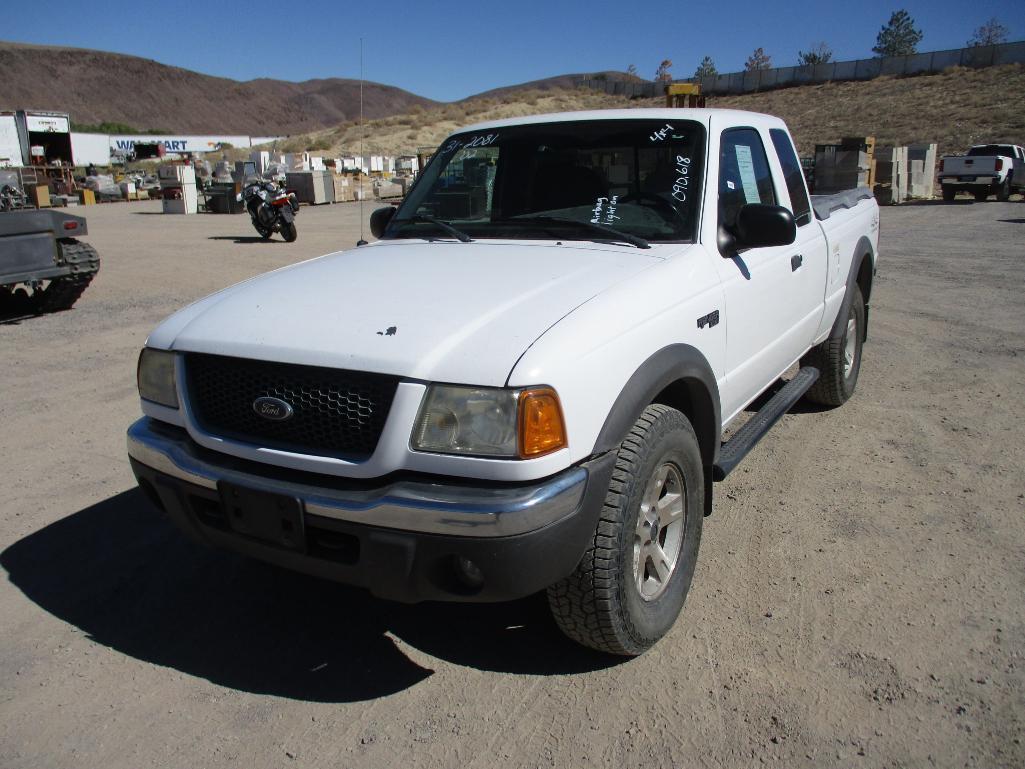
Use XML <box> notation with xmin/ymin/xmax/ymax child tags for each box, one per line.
<box><xmin>718</xmin><ymin>128</ymin><xmax>776</xmax><ymax>232</ymax></box>
<box><xmin>770</xmin><ymin>128</ymin><xmax>812</xmax><ymax>227</ymax></box>
<box><xmin>389</xmin><ymin>120</ymin><xmax>706</xmax><ymax>243</ymax></box>
<box><xmin>966</xmin><ymin>145</ymin><xmax>1015</xmax><ymax>157</ymax></box>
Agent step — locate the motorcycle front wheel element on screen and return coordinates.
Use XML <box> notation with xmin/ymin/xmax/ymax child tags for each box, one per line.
<box><xmin>282</xmin><ymin>222</ymin><xmax>298</xmax><ymax>242</ymax></box>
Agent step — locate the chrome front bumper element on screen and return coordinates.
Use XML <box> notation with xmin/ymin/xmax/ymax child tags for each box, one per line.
<box><xmin>126</xmin><ymin>418</ymin><xmax>588</xmax><ymax>538</ymax></box>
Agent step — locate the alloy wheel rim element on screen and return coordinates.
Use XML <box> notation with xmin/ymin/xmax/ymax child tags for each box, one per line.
<box><xmin>843</xmin><ymin>315</ymin><xmax>857</xmax><ymax>379</ymax></box>
<box><xmin>633</xmin><ymin>463</ymin><xmax>686</xmax><ymax>601</ymax></box>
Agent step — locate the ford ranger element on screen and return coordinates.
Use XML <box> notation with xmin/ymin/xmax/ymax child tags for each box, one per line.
<box><xmin>127</xmin><ymin>109</ymin><xmax>879</xmax><ymax>655</ymax></box>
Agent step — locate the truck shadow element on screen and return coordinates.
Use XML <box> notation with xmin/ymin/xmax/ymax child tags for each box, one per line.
<box><xmin>1</xmin><ymin>489</ymin><xmax>618</xmax><ymax>703</ymax></box>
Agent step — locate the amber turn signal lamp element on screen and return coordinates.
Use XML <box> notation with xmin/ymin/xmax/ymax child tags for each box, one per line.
<box><xmin>518</xmin><ymin>387</ymin><xmax>567</xmax><ymax>458</ymax></box>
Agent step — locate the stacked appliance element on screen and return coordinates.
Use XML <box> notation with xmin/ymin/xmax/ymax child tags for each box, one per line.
<box><xmin>159</xmin><ymin>164</ymin><xmax>198</xmax><ymax>214</ymax></box>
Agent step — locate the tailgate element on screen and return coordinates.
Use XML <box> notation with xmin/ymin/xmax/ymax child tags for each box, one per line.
<box><xmin>943</xmin><ymin>157</ymin><xmax>997</xmax><ymax>175</ymax></box>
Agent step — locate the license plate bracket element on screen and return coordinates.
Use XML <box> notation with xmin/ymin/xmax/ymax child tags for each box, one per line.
<box><xmin>218</xmin><ymin>482</ymin><xmax>306</xmax><ymax>552</ymax></box>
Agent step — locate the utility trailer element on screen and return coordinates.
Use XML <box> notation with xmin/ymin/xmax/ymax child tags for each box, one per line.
<box><xmin>0</xmin><ymin>209</ymin><xmax>100</xmax><ymax>315</ymax></box>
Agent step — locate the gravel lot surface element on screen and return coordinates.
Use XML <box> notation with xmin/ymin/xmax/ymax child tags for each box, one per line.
<box><xmin>1</xmin><ymin>199</ymin><xmax>1023</xmax><ymax>768</ymax></box>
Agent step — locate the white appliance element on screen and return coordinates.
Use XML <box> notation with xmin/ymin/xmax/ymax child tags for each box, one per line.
<box><xmin>159</xmin><ymin>164</ymin><xmax>198</xmax><ymax>214</ymax></box>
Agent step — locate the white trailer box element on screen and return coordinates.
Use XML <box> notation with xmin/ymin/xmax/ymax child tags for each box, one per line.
<box><xmin>0</xmin><ymin>114</ymin><xmax>21</xmax><ymax>167</ymax></box>
<box><xmin>71</xmin><ymin>132</ymin><xmax>112</xmax><ymax>167</ymax></box>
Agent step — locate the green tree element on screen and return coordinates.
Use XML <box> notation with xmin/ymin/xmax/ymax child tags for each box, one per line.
<box><xmin>798</xmin><ymin>42</ymin><xmax>833</xmax><ymax>66</ymax></box>
<box><xmin>968</xmin><ymin>18</ymin><xmax>1008</xmax><ymax>47</ymax></box>
<box><xmin>654</xmin><ymin>59</ymin><xmax>673</xmax><ymax>82</ymax></box>
<box><xmin>70</xmin><ymin>121</ymin><xmax>168</xmax><ymax>135</ymax></box>
<box><xmin>872</xmin><ymin>10</ymin><xmax>923</xmax><ymax>57</ymax></box>
<box><xmin>694</xmin><ymin>56</ymin><xmax>718</xmax><ymax>78</ymax></box>
<box><xmin>745</xmin><ymin>47</ymin><xmax>772</xmax><ymax>71</ymax></box>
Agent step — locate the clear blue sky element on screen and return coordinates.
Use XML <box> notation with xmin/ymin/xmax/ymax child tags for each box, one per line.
<box><xmin>5</xmin><ymin>0</ymin><xmax>1023</xmax><ymax>101</ymax></box>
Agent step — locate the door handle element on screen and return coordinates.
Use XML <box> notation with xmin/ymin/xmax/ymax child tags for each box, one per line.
<box><xmin>791</xmin><ymin>253</ymin><xmax>803</xmax><ymax>271</ymax></box>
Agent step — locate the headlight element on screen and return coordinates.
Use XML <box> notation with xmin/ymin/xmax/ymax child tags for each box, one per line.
<box><xmin>137</xmin><ymin>348</ymin><xmax>179</xmax><ymax>408</ymax></box>
<box><xmin>412</xmin><ymin>385</ymin><xmax>566</xmax><ymax>459</ymax></box>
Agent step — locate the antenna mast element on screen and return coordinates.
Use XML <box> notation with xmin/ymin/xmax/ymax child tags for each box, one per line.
<box><xmin>357</xmin><ymin>37</ymin><xmax>368</xmax><ymax>246</ymax></box>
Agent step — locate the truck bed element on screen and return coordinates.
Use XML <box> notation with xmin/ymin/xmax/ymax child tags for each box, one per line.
<box><xmin>811</xmin><ymin>187</ymin><xmax>874</xmax><ymax>221</ymax></box>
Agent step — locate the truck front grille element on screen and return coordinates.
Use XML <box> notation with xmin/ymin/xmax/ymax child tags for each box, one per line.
<box><xmin>184</xmin><ymin>353</ymin><xmax>398</xmax><ymax>460</ymax></box>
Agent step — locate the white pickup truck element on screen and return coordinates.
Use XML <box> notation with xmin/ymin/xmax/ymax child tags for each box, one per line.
<box><xmin>127</xmin><ymin>109</ymin><xmax>879</xmax><ymax>655</ymax></box>
<box><xmin>939</xmin><ymin>143</ymin><xmax>1025</xmax><ymax>201</ymax></box>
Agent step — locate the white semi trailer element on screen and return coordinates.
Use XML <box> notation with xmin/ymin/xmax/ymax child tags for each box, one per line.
<box><xmin>0</xmin><ymin>110</ymin><xmax>75</xmax><ymax>168</ymax></box>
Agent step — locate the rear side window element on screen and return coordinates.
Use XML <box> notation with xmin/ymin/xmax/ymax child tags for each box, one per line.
<box><xmin>770</xmin><ymin>129</ymin><xmax>812</xmax><ymax>227</ymax></box>
<box><xmin>718</xmin><ymin>128</ymin><xmax>775</xmax><ymax>232</ymax></box>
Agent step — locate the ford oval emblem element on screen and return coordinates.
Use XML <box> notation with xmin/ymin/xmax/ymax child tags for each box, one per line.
<box><xmin>253</xmin><ymin>396</ymin><xmax>294</xmax><ymax>421</ymax></box>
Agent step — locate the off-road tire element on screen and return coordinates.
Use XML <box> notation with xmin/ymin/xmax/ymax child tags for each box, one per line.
<box><xmin>997</xmin><ymin>178</ymin><xmax>1012</xmax><ymax>202</ymax></box>
<box><xmin>802</xmin><ymin>284</ymin><xmax>864</xmax><ymax>406</ymax></box>
<box><xmin>37</xmin><ymin>239</ymin><xmax>100</xmax><ymax>313</ymax></box>
<box><xmin>282</xmin><ymin>222</ymin><xmax>298</xmax><ymax>243</ymax></box>
<box><xmin>941</xmin><ymin>187</ymin><xmax>956</xmax><ymax>202</ymax></box>
<box><xmin>547</xmin><ymin>405</ymin><xmax>703</xmax><ymax>656</ymax></box>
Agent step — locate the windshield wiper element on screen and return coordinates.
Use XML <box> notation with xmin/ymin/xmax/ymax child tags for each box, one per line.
<box><xmin>508</xmin><ymin>216</ymin><xmax>651</xmax><ymax>249</ymax></box>
<box><xmin>399</xmin><ymin>214</ymin><xmax>473</xmax><ymax>243</ymax></box>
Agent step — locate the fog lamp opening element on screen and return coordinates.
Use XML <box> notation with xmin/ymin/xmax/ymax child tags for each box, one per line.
<box><xmin>453</xmin><ymin>555</ymin><xmax>485</xmax><ymax>591</ymax></box>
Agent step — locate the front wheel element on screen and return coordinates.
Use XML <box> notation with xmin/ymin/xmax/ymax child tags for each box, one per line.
<box><xmin>547</xmin><ymin>405</ymin><xmax>703</xmax><ymax>656</ymax></box>
<box><xmin>281</xmin><ymin>222</ymin><xmax>298</xmax><ymax>242</ymax></box>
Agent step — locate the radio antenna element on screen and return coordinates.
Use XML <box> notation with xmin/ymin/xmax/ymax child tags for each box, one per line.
<box><xmin>356</xmin><ymin>37</ymin><xmax>368</xmax><ymax>246</ymax></box>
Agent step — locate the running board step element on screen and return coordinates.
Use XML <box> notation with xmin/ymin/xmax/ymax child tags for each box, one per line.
<box><xmin>712</xmin><ymin>366</ymin><xmax>820</xmax><ymax>481</ymax></box>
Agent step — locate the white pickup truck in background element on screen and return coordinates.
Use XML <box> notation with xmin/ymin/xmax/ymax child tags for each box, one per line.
<box><xmin>939</xmin><ymin>143</ymin><xmax>1025</xmax><ymax>201</ymax></box>
<box><xmin>128</xmin><ymin>109</ymin><xmax>879</xmax><ymax>655</ymax></box>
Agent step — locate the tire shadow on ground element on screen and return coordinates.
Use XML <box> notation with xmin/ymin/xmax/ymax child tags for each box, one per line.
<box><xmin>1</xmin><ymin>489</ymin><xmax>619</xmax><ymax>703</ymax></box>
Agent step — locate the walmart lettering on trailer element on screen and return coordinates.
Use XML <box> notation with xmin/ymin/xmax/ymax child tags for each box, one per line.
<box><xmin>110</xmin><ymin>135</ymin><xmax>283</xmax><ymax>155</ymax></box>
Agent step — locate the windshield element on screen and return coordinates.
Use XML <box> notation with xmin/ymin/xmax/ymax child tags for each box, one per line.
<box><xmin>967</xmin><ymin>145</ymin><xmax>1014</xmax><ymax>157</ymax></box>
<box><xmin>387</xmin><ymin>119</ymin><xmax>706</xmax><ymax>244</ymax></box>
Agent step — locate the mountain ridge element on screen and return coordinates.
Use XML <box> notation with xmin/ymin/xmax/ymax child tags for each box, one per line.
<box><xmin>0</xmin><ymin>41</ymin><xmax>626</xmax><ymax>135</ymax></box>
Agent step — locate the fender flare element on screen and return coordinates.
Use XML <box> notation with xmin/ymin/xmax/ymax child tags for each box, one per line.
<box><xmin>829</xmin><ymin>235</ymin><xmax>875</xmax><ymax>340</ymax></box>
<box><xmin>592</xmin><ymin>344</ymin><xmax>721</xmax><ymax>467</ymax></box>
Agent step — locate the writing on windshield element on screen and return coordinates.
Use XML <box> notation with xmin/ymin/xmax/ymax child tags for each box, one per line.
<box><xmin>389</xmin><ymin>119</ymin><xmax>705</xmax><ymax>243</ymax></box>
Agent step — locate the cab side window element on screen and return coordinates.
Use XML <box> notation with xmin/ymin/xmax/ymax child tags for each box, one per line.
<box><xmin>769</xmin><ymin>129</ymin><xmax>812</xmax><ymax>227</ymax></box>
<box><xmin>718</xmin><ymin>128</ymin><xmax>776</xmax><ymax>233</ymax></box>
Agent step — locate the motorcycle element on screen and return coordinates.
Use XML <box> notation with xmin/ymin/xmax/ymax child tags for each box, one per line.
<box><xmin>237</xmin><ymin>179</ymin><xmax>299</xmax><ymax>242</ymax></box>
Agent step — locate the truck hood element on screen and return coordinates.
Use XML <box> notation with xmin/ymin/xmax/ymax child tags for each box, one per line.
<box><xmin>149</xmin><ymin>239</ymin><xmax>666</xmax><ymax>386</ymax></box>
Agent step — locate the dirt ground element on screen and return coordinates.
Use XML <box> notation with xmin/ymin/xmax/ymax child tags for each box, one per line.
<box><xmin>1</xmin><ymin>198</ymin><xmax>1023</xmax><ymax>768</ymax></box>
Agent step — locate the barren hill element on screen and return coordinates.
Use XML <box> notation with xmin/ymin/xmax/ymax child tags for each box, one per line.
<box><xmin>464</xmin><ymin>71</ymin><xmax>642</xmax><ymax>101</ymax></box>
<box><xmin>0</xmin><ymin>41</ymin><xmax>438</xmax><ymax>135</ymax></box>
<box><xmin>278</xmin><ymin>64</ymin><xmax>1024</xmax><ymax>161</ymax></box>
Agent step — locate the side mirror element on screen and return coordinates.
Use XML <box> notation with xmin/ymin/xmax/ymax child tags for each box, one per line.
<box><xmin>719</xmin><ymin>204</ymin><xmax>797</xmax><ymax>254</ymax></box>
<box><xmin>369</xmin><ymin>206</ymin><xmax>396</xmax><ymax>239</ymax></box>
